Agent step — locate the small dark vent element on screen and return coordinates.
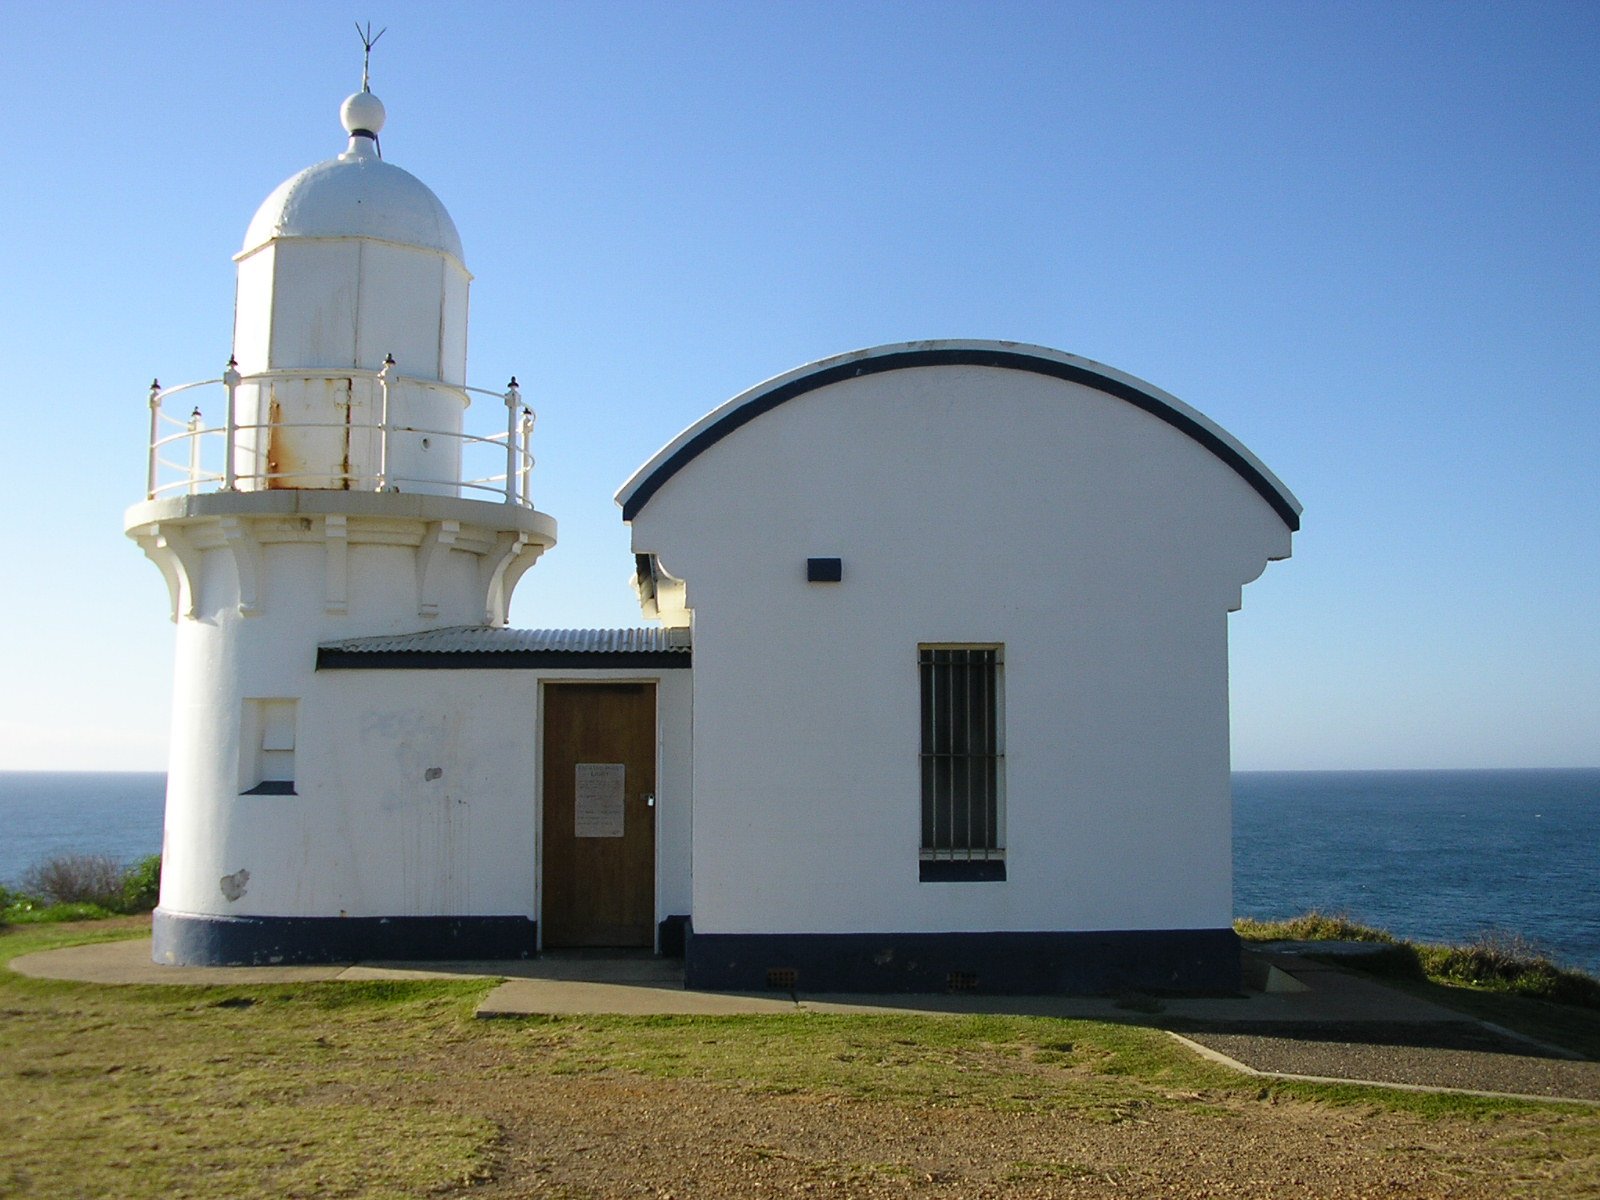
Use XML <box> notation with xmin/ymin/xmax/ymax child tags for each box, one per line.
<box><xmin>806</xmin><ymin>557</ymin><xmax>842</xmax><ymax>583</ymax></box>
<box><xmin>766</xmin><ymin>967</ymin><xmax>799</xmax><ymax>991</ymax></box>
<box><xmin>947</xmin><ymin>972</ymin><xmax>979</xmax><ymax>993</ymax></box>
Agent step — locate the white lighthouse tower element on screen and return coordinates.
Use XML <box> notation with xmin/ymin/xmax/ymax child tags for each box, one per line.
<box><xmin>125</xmin><ymin>63</ymin><xmax>557</xmax><ymax>964</ymax></box>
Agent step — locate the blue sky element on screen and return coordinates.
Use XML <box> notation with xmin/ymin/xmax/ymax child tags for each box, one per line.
<box><xmin>1</xmin><ymin>1</ymin><xmax>1594</xmax><ymax>770</ymax></box>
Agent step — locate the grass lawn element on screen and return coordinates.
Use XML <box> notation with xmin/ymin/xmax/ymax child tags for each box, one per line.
<box><xmin>4</xmin><ymin>919</ymin><xmax>1600</xmax><ymax>1198</ymax></box>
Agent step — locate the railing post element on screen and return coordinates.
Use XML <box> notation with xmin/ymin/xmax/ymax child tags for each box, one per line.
<box><xmin>503</xmin><ymin>377</ymin><xmax>521</xmax><ymax>504</ymax></box>
<box><xmin>146</xmin><ymin>380</ymin><xmax>162</xmax><ymax>499</ymax></box>
<box><xmin>519</xmin><ymin>406</ymin><xmax>534</xmax><ymax>506</ymax></box>
<box><xmin>376</xmin><ymin>354</ymin><xmax>395</xmax><ymax>491</ymax></box>
<box><xmin>186</xmin><ymin>408</ymin><xmax>204</xmax><ymax>495</ymax></box>
<box><xmin>221</xmin><ymin>356</ymin><xmax>241</xmax><ymax>491</ymax></box>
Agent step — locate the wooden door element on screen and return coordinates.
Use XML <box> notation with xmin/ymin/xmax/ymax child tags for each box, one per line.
<box><xmin>541</xmin><ymin>683</ymin><xmax>656</xmax><ymax>947</ymax></box>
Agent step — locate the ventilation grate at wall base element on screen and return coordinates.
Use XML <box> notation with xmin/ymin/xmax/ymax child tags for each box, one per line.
<box><xmin>947</xmin><ymin>972</ymin><xmax>979</xmax><ymax>993</ymax></box>
<box><xmin>766</xmin><ymin>967</ymin><xmax>799</xmax><ymax>991</ymax></box>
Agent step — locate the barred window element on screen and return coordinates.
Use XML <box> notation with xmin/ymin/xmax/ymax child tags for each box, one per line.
<box><xmin>919</xmin><ymin>646</ymin><xmax>1004</xmax><ymax>881</ymax></box>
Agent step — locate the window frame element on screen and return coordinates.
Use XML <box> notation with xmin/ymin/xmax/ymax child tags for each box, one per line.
<box><xmin>918</xmin><ymin>644</ymin><xmax>1005</xmax><ymax>881</ymax></box>
<box><xmin>240</xmin><ymin>697</ymin><xmax>299</xmax><ymax>796</ymax></box>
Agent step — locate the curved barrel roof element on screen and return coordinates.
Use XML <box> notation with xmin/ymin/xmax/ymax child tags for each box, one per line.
<box><xmin>616</xmin><ymin>340</ymin><xmax>1302</xmax><ymax>530</ymax></box>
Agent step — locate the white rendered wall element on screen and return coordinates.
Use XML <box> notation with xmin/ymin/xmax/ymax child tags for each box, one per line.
<box><xmin>136</xmin><ymin>493</ymin><xmax>556</xmax><ymax>922</ymax></box>
<box><xmin>145</xmin><ymin>505</ymin><xmax>684</xmax><ymax>926</ymax></box>
<box><xmin>628</xmin><ymin>364</ymin><xmax>1292</xmax><ymax>938</ymax></box>
<box><xmin>156</xmin><ymin>528</ymin><xmax>487</xmax><ymax>917</ymax></box>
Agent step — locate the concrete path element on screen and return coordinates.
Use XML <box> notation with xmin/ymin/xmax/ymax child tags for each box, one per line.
<box><xmin>13</xmin><ymin>937</ymin><xmax>1600</xmax><ymax>1103</ymax></box>
<box><xmin>0</xmin><ymin>938</ymin><xmax>1481</xmax><ymax>1023</ymax></box>
<box><xmin>11</xmin><ymin>939</ymin><xmax>355</xmax><ymax>985</ymax></box>
<box><xmin>1170</xmin><ymin>950</ymin><xmax>1600</xmax><ymax>1103</ymax></box>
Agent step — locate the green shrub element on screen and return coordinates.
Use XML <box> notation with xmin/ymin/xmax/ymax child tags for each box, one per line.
<box><xmin>1237</xmin><ymin>910</ymin><xmax>1600</xmax><ymax>1011</ymax></box>
<box><xmin>0</xmin><ymin>884</ymin><xmax>26</xmax><ymax>926</ymax></box>
<box><xmin>4</xmin><ymin>900</ymin><xmax>117</xmax><ymax>923</ymax></box>
<box><xmin>1415</xmin><ymin>934</ymin><xmax>1600</xmax><ymax>1008</ymax></box>
<box><xmin>20</xmin><ymin>853</ymin><xmax>127</xmax><ymax>910</ymax></box>
<box><xmin>1</xmin><ymin>853</ymin><xmax>162</xmax><ymax>924</ymax></box>
<box><xmin>122</xmin><ymin>854</ymin><xmax>162</xmax><ymax>912</ymax></box>
<box><xmin>1234</xmin><ymin>910</ymin><xmax>1397</xmax><ymax>944</ymax></box>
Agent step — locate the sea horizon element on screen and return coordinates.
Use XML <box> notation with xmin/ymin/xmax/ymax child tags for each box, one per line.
<box><xmin>4</xmin><ymin>767</ymin><xmax>1597</xmax><ymax>975</ymax></box>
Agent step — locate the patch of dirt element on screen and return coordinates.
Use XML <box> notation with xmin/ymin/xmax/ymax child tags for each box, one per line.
<box><xmin>415</xmin><ymin>1043</ymin><xmax>1588</xmax><ymax>1199</ymax></box>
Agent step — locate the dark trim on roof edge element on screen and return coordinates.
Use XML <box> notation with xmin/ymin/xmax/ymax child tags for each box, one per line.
<box><xmin>620</xmin><ymin>348</ymin><xmax>1300</xmax><ymax>532</ymax></box>
<box><xmin>317</xmin><ymin>648</ymin><xmax>691</xmax><ymax>671</ymax></box>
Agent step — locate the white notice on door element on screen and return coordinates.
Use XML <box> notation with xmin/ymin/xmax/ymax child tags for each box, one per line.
<box><xmin>574</xmin><ymin>763</ymin><xmax>626</xmax><ymax>838</ymax></box>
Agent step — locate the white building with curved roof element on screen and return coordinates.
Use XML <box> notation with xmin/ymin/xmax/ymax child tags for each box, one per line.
<box><xmin>620</xmin><ymin>341</ymin><xmax>1298</xmax><ymax>992</ymax></box>
<box><xmin>129</xmin><ymin>75</ymin><xmax>1297</xmax><ymax>994</ymax></box>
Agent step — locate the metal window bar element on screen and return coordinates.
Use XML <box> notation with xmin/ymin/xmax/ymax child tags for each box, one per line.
<box><xmin>920</xmin><ymin>646</ymin><xmax>1002</xmax><ymax>861</ymax></box>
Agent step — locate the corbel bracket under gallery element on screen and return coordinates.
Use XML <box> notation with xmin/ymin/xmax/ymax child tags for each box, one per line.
<box><xmin>481</xmin><ymin>530</ymin><xmax>545</xmax><ymax>626</ymax></box>
<box><xmin>323</xmin><ymin>514</ymin><xmax>349</xmax><ymax>615</ymax></box>
<box><xmin>415</xmin><ymin>519</ymin><xmax>461</xmax><ymax>618</ymax></box>
<box><xmin>132</xmin><ymin>522</ymin><xmax>204</xmax><ymax>623</ymax></box>
<box><xmin>217</xmin><ymin>516</ymin><xmax>263</xmax><ymax>616</ymax></box>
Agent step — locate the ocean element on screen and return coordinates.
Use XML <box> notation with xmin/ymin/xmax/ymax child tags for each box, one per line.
<box><xmin>1</xmin><ymin>772</ymin><xmax>167</xmax><ymax>892</ymax></box>
<box><xmin>3</xmin><ymin>768</ymin><xmax>1597</xmax><ymax>975</ymax></box>
<box><xmin>1234</xmin><ymin>768</ymin><xmax>1600</xmax><ymax>976</ymax></box>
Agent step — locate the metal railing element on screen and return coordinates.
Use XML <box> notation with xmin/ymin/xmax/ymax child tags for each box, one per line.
<box><xmin>143</xmin><ymin>360</ymin><xmax>536</xmax><ymax>506</ymax></box>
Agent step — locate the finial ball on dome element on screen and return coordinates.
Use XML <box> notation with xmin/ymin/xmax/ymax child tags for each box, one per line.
<box><xmin>341</xmin><ymin>90</ymin><xmax>387</xmax><ymax>136</ymax></box>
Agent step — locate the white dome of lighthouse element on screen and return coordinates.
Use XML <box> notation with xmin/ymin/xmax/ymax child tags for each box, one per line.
<box><xmin>240</xmin><ymin>90</ymin><xmax>464</xmax><ymax>262</ymax></box>
<box><xmin>228</xmin><ymin>78</ymin><xmax>475</xmax><ymax>455</ymax></box>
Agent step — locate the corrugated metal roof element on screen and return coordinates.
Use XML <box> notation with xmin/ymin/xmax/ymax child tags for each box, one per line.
<box><xmin>320</xmin><ymin>626</ymin><xmax>690</xmax><ymax>655</ymax></box>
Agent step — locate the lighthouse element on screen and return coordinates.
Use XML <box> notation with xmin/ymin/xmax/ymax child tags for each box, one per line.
<box><xmin>126</xmin><ymin>68</ymin><xmax>557</xmax><ymax>965</ymax></box>
<box><xmin>123</xmin><ymin>43</ymin><xmax>1295</xmax><ymax>990</ymax></box>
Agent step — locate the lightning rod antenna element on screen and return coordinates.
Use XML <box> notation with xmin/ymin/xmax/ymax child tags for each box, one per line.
<box><xmin>356</xmin><ymin>21</ymin><xmax>386</xmax><ymax>92</ymax></box>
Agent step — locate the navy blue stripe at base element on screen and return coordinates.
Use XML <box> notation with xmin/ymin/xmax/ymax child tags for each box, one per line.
<box><xmin>152</xmin><ymin>909</ymin><xmax>537</xmax><ymax>966</ymax></box>
<box><xmin>685</xmin><ymin>927</ymin><xmax>1241</xmax><ymax>995</ymax></box>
